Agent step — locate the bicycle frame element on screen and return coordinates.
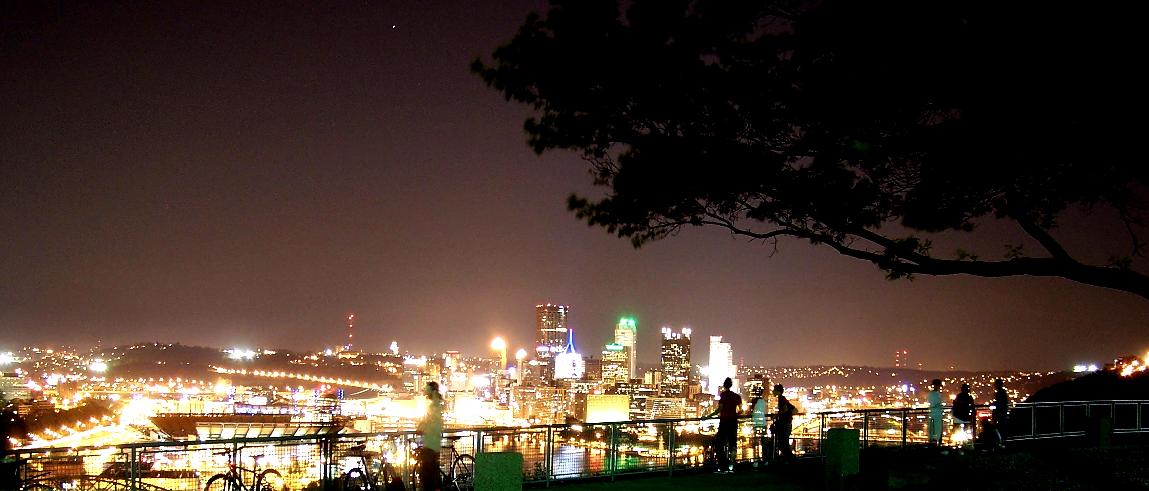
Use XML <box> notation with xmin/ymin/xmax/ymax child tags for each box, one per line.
<box><xmin>204</xmin><ymin>447</ymin><xmax>283</xmax><ymax>491</ymax></box>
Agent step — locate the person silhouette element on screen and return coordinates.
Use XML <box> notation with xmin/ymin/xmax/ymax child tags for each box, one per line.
<box><xmin>927</xmin><ymin>379</ymin><xmax>944</xmax><ymax>447</ymax></box>
<box><xmin>989</xmin><ymin>378</ymin><xmax>1010</xmax><ymax>449</ymax></box>
<box><xmin>771</xmin><ymin>384</ymin><xmax>796</xmax><ymax>460</ymax></box>
<box><xmin>417</xmin><ymin>382</ymin><xmax>444</xmax><ymax>491</ymax></box>
<box><xmin>951</xmin><ymin>383</ymin><xmax>975</xmax><ymax>450</ymax></box>
<box><xmin>708</xmin><ymin>377</ymin><xmax>742</xmax><ymax>473</ymax></box>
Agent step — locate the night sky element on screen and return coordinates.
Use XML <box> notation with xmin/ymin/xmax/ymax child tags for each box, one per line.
<box><xmin>3</xmin><ymin>1</ymin><xmax>1147</xmax><ymax>371</ymax></box>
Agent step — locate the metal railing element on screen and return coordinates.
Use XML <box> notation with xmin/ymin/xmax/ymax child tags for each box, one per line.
<box><xmin>8</xmin><ymin>400</ymin><xmax>1147</xmax><ymax>490</ymax></box>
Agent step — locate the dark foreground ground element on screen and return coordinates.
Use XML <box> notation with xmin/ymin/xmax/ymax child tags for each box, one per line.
<box><xmin>547</xmin><ymin>442</ymin><xmax>1149</xmax><ymax>490</ymax></box>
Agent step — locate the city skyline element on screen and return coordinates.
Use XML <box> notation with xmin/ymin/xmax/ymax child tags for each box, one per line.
<box><xmin>4</xmin><ymin>1</ymin><xmax>1148</xmax><ymax>372</ymax></box>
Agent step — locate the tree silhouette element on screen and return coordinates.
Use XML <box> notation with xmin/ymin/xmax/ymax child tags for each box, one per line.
<box><xmin>474</xmin><ymin>0</ymin><xmax>1149</xmax><ymax>298</ymax></box>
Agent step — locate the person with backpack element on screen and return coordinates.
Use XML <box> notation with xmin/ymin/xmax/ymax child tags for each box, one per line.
<box><xmin>771</xmin><ymin>384</ymin><xmax>796</xmax><ymax>460</ymax></box>
<box><xmin>951</xmin><ymin>383</ymin><xmax>975</xmax><ymax>449</ymax></box>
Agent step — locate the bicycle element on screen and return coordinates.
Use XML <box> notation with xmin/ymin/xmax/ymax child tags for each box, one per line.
<box><xmin>442</xmin><ymin>437</ymin><xmax>475</xmax><ymax>491</ymax></box>
<box><xmin>340</xmin><ymin>443</ymin><xmax>403</xmax><ymax>491</ymax></box>
<box><xmin>411</xmin><ymin>437</ymin><xmax>474</xmax><ymax>491</ymax></box>
<box><xmin>203</xmin><ymin>447</ymin><xmax>285</xmax><ymax>491</ymax></box>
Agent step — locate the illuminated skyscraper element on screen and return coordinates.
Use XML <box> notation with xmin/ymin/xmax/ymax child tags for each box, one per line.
<box><xmin>536</xmin><ymin>303</ymin><xmax>570</xmax><ymax>383</ymax></box>
<box><xmin>708</xmin><ymin>335</ymin><xmax>734</xmax><ymax>396</ymax></box>
<box><xmin>536</xmin><ymin>304</ymin><xmax>570</xmax><ymax>355</ymax></box>
<box><xmin>602</xmin><ymin>343</ymin><xmax>628</xmax><ymax>385</ymax></box>
<box><xmin>614</xmin><ymin>317</ymin><xmax>638</xmax><ymax>380</ymax></box>
<box><xmin>554</xmin><ymin>330</ymin><xmax>585</xmax><ymax>380</ymax></box>
<box><xmin>659</xmin><ymin>326</ymin><xmax>692</xmax><ymax>397</ymax></box>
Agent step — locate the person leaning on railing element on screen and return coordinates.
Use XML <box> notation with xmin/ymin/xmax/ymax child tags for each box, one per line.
<box><xmin>706</xmin><ymin>377</ymin><xmax>742</xmax><ymax>474</ymax></box>
<box><xmin>928</xmin><ymin>379</ymin><xmax>944</xmax><ymax>447</ymax></box>
<box><xmin>951</xmin><ymin>383</ymin><xmax>975</xmax><ymax>449</ymax></box>
<box><xmin>751</xmin><ymin>390</ymin><xmax>769</xmax><ymax>467</ymax></box>
<box><xmin>771</xmin><ymin>384</ymin><xmax>796</xmax><ymax>460</ymax></box>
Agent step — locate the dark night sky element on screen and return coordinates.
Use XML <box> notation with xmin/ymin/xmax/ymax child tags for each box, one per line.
<box><xmin>2</xmin><ymin>1</ymin><xmax>1146</xmax><ymax>371</ymax></box>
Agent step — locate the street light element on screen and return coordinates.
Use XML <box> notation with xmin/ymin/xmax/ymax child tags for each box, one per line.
<box><xmin>491</xmin><ymin>337</ymin><xmax>507</xmax><ymax>370</ymax></box>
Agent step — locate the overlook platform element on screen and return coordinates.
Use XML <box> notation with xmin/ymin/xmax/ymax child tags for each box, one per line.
<box><xmin>552</xmin><ymin>442</ymin><xmax>1149</xmax><ymax>491</ymax></box>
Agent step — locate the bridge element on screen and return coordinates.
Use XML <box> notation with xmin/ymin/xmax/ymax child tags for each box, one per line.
<box><xmin>10</xmin><ymin>399</ymin><xmax>1147</xmax><ymax>490</ymax></box>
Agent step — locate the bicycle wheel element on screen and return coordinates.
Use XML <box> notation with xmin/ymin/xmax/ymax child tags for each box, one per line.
<box><xmin>342</xmin><ymin>468</ymin><xmax>370</xmax><ymax>491</ymax></box>
<box><xmin>204</xmin><ymin>473</ymin><xmax>235</xmax><ymax>491</ymax></box>
<box><xmin>256</xmin><ymin>469</ymin><xmax>285</xmax><ymax>491</ymax></box>
<box><xmin>450</xmin><ymin>454</ymin><xmax>475</xmax><ymax>491</ymax></box>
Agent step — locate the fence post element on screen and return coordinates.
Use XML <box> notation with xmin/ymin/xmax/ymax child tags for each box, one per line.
<box><xmin>545</xmin><ymin>426</ymin><xmax>553</xmax><ymax>487</ymax></box>
<box><xmin>1031</xmin><ymin>405</ymin><xmax>1037</xmax><ymax>438</ymax></box>
<box><xmin>862</xmin><ymin>412</ymin><xmax>869</xmax><ymax>449</ymax></box>
<box><xmin>319</xmin><ymin>436</ymin><xmax>329</xmax><ymax>490</ymax></box>
<box><xmin>130</xmin><ymin>446</ymin><xmax>138</xmax><ymax>491</ymax></box>
<box><xmin>901</xmin><ymin>409</ymin><xmax>908</xmax><ymax>448</ymax></box>
<box><xmin>820</xmin><ymin>412</ymin><xmax>827</xmax><ymax>454</ymax></box>
<box><xmin>668</xmin><ymin>422</ymin><xmax>676</xmax><ymax>477</ymax></box>
<box><xmin>609</xmin><ymin>423</ymin><xmax>618</xmax><ymax>481</ymax></box>
<box><xmin>1061</xmin><ymin>404</ymin><xmax>1067</xmax><ymax>435</ymax></box>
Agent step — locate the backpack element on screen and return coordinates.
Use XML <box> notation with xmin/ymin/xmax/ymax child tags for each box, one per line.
<box><xmin>952</xmin><ymin>394</ymin><xmax>973</xmax><ymax>421</ymax></box>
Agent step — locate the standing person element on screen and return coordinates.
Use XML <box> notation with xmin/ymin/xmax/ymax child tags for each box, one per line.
<box><xmin>990</xmin><ymin>378</ymin><xmax>1010</xmax><ymax>449</ymax></box>
<box><xmin>750</xmin><ymin>388</ymin><xmax>769</xmax><ymax>467</ymax></box>
<box><xmin>951</xmin><ymin>383</ymin><xmax>975</xmax><ymax>449</ymax></box>
<box><xmin>417</xmin><ymin>382</ymin><xmax>444</xmax><ymax>491</ymax></box>
<box><xmin>771</xmin><ymin>384</ymin><xmax>796</xmax><ymax>460</ymax></box>
<box><xmin>927</xmin><ymin>379</ymin><xmax>945</xmax><ymax>447</ymax></box>
<box><xmin>708</xmin><ymin>377</ymin><xmax>742</xmax><ymax>473</ymax></box>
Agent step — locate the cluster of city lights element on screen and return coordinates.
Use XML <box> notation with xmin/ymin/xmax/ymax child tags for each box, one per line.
<box><xmin>1118</xmin><ymin>353</ymin><xmax>1149</xmax><ymax>377</ymax></box>
<box><xmin>210</xmin><ymin>366</ymin><xmax>393</xmax><ymax>392</ymax></box>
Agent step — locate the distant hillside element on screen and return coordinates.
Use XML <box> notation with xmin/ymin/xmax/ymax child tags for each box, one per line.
<box><xmin>740</xmin><ymin>365</ymin><xmax>1072</xmax><ymax>399</ymax></box>
<box><xmin>98</xmin><ymin>343</ymin><xmax>401</xmax><ymax>386</ymax></box>
<box><xmin>99</xmin><ymin>343</ymin><xmax>221</xmax><ymax>379</ymax></box>
<box><xmin>1027</xmin><ymin>370</ymin><xmax>1149</xmax><ymax>402</ymax></box>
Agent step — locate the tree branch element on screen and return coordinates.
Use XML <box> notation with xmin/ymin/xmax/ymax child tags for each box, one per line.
<box><xmin>1017</xmin><ymin>218</ymin><xmax>1073</xmax><ymax>261</ymax></box>
<box><xmin>704</xmin><ymin>217</ymin><xmax>1149</xmax><ymax>300</ymax></box>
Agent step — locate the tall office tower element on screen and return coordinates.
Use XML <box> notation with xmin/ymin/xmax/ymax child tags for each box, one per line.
<box><xmin>708</xmin><ymin>335</ymin><xmax>734</xmax><ymax>396</ymax></box>
<box><xmin>601</xmin><ymin>343</ymin><xmax>629</xmax><ymax>385</ymax></box>
<box><xmin>536</xmin><ymin>304</ymin><xmax>570</xmax><ymax>354</ymax></box>
<box><xmin>895</xmin><ymin>349</ymin><xmax>909</xmax><ymax>368</ymax></box>
<box><xmin>613</xmin><ymin>317</ymin><xmax>638</xmax><ymax>380</ymax></box>
<box><xmin>536</xmin><ymin>304</ymin><xmax>570</xmax><ymax>382</ymax></box>
<box><xmin>659</xmin><ymin>327</ymin><xmax>692</xmax><ymax>397</ymax></box>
